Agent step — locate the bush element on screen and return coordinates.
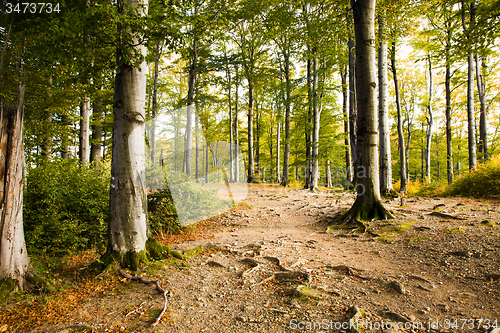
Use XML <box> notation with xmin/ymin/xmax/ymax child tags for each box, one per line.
<box><xmin>445</xmin><ymin>155</ymin><xmax>500</xmax><ymax>198</ymax></box>
<box><xmin>148</xmin><ymin>175</ymin><xmax>231</xmax><ymax>233</ymax></box>
<box><xmin>24</xmin><ymin>159</ymin><xmax>110</xmax><ymax>255</ymax></box>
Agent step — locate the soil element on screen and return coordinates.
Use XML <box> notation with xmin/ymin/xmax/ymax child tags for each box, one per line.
<box><xmin>8</xmin><ymin>184</ymin><xmax>500</xmax><ymax>332</ymax></box>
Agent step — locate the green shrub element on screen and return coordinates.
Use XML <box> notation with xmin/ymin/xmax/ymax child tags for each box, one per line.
<box><xmin>148</xmin><ymin>175</ymin><xmax>231</xmax><ymax>232</ymax></box>
<box><xmin>446</xmin><ymin>155</ymin><xmax>500</xmax><ymax>198</ymax></box>
<box><xmin>24</xmin><ymin>159</ymin><xmax>110</xmax><ymax>255</ymax></box>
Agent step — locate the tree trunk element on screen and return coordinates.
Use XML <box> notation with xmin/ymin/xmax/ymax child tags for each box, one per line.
<box><xmin>476</xmin><ymin>55</ymin><xmax>488</xmax><ymax>160</ymax></box>
<box><xmin>247</xmin><ymin>79</ymin><xmax>255</xmax><ymax>183</ymax></box>
<box><xmin>281</xmin><ymin>51</ymin><xmax>291</xmax><ymax>187</ymax></box>
<box><xmin>445</xmin><ymin>54</ymin><xmax>454</xmax><ymax>184</ymax></box>
<box><xmin>305</xmin><ymin>56</ymin><xmax>312</xmax><ymax>189</ymax></box>
<box><xmin>425</xmin><ymin>55</ymin><xmax>433</xmax><ymax>182</ymax></box>
<box><xmin>106</xmin><ymin>0</ymin><xmax>149</xmax><ymax>269</ymax></box>
<box><xmin>0</xmin><ymin>80</ymin><xmax>34</xmax><ymax>290</ymax></box>
<box><xmin>90</xmin><ymin>95</ymin><xmax>103</xmax><ymax>163</ymax></box>
<box><xmin>184</xmin><ymin>39</ymin><xmax>197</xmax><ymax>176</ymax></box>
<box><xmin>378</xmin><ymin>16</ymin><xmax>393</xmax><ymax>195</ymax></box>
<box><xmin>79</xmin><ymin>96</ymin><xmax>91</xmax><ymax>164</ymax></box>
<box><xmin>391</xmin><ymin>41</ymin><xmax>407</xmax><ymax>194</ymax></box>
<box><xmin>226</xmin><ymin>57</ymin><xmax>233</xmax><ymax>182</ymax></box>
<box><xmin>348</xmin><ymin>39</ymin><xmax>357</xmax><ymax>184</ymax></box>
<box><xmin>341</xmin><ymin>68</ymin><xmax>353</xmax><ymax>188</ymax></box>
<box><xmin>339</xmin><ymin>0</ymin><xmax>393</xmax><ymax>225</ymax></box>
<box><xmin>311</xmin><ymin>54</ymin><xmax>320</xmax><ymax>191</ymax></box>
<box><xmin>256</xmin><ymin>104</ymin><xmax>261</xmax><ymax>180</ymax></box>
<box><xmin>234</xmin><ymin>65</ymin><xmax>239</xmax><ymax>183</ymax></box>
<box><xmin>276</xmin><ymin>122</ymin><xmax>281</xmax><ymax>183</ymax></box>
<box><xmin>150</xmin><ymin>41</ymin><xmax>162</xmax><ymax>164</ymax></box>
<box><xmin>463</xmin><ymin>2</ymin><xmax>477</xmax><ymax>170</ymax></box>
<box><xmin>325</xmin><ymin>160</ymin><xmax>332</xmax><ymax>188</ymax></box>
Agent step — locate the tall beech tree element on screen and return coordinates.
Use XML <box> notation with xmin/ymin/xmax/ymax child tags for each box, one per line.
<box><xmin>338</xmin><ymin>0</ymin><xmax>393</xmax><ymax>224</ymax></box>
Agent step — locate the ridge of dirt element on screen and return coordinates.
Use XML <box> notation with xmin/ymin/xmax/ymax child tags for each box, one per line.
<box><xmin>8</xmin><ymin>184</ymin><xmax>500</xmax><ymax>332</ymax></box>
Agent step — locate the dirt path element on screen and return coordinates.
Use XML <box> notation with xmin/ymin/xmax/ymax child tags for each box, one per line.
<box><xmin>28</xmin><ymin>184</ymin><xmax>500</xmax><ymax>332</ymax></box>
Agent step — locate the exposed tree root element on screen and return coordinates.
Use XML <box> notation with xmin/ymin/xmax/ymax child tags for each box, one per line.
<box><xmin>119</xmin><ymin>270</ymin><xmax>168</xmax><ymax>327</ymax></box>
<box><xmin>327</xmin><ymin>198</ymin><xmax>394</xmax><ymax>233</ymax></box>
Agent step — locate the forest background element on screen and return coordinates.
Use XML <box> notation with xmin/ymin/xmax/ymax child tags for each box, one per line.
<box><xmin>1</xmin><ymin>0</ymin><xmax>500</xmax><ymax>307</ymax></box>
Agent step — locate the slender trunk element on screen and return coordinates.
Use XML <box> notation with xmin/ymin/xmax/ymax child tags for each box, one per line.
<box><xmin>90</xmin><ymin>95</ymin><xmax>103</xmax><ymax>162</ymax></box>
<box><xmin>305</xmin><ymin>56</ymin><xmax>312</xmax><ymax>189</ymax></box>
<box><xmin>281</xmin><ymin>51</ymin><xmax>291</xmax><ymax>187</ymax></box>
<box><xmin>195</xmin><ymin>113</ymin><xmax>200</xmax><ymax>181</ymax></box>
<box><xmin>226</xmin><ymin>58</ymin><xmax>233</xmax><ymax>182</ymax></box>
<box><xmin>234</xmin><ymin>66</ymin><xmax>239</xmax><ymax>183</ymax></box>
<box><xmin>256</xmin><ymin>104</ymin><xmax>261</xmax><ymax>179</ymax></box>
<box><xmin>348</xmin><ymin>39</ymin><xmax>357</xmax><ymax>183</ymax></box>
<box><xmin>341</xmin><ymin>68</ymin><xmax>352</xmax><ymax>188</ymax></box>
<box><xmin>462</xmin><ymin>1</ymin><xmax>477</xmax><ymax>170</ymax></box>
<box><xmin>425</xmin><ymin>56</ymin><xmax>433</xmax><ymax>182</ymax></box>
<box><xmin>476</xmin><ymin>55</ymin><xmax>488</xmax><ymax>160</ymax></box>
<box><xmin>61</xmin><ymin>114</ymin><xmax>71</xmax><ymax>159</ymax></box>
<box><xmin>276</xmin><ymin>122</ymin><xmax>281</xmax><ymax>183</ymax></box>
<box><xmin>79</xmin><ymin>96</ymin><xmax>91</xmax><ymax>164</ymax></box>
<box><xmin>378</xmin><ymin>16</ymin><xmax>393</xmax><ymax>194</ymax></box>
<box><xmin>445</xmin><ymin>56</ymin><xmax>454</xmax><ymax>184</ymax></box>
<box><xmin>391</xmin><ymin>41</ymin><xmax>407</xmax><ymax>193</ymax></box>
<box><xmin>326</xmin><ymin>160</ymin><xmax>332</xmax><ymax>188</ymax></box>
<box><xmin>185</xmin><ymin>39</ymin><xmax>197</xmax><ymax>176</ymax></box>
<box><xmin>151</xmin><ymin>41</ymin><xmax>162</xmax><ymax>163</ymax></box>
<box><xmin>311</xmin><ymin>53</ymin><xmax>320</xmax><ymax>191</ymax></box>
<box><xmin>247</xmin><ymin>79</ymin><xmax>255</xmax><ymax>182</ymax></box>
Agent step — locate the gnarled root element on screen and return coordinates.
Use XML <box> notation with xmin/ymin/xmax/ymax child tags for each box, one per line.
<box><xmin>119</xmin><ymin>270</ymin><xmax>168</xmax><ymax>327</ymax></box>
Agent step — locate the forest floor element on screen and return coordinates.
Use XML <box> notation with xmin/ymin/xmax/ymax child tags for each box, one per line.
<box><xmin>1</xmin><ymin>184</ymin><xmax>500</xmax><ymax>333</ymax></box>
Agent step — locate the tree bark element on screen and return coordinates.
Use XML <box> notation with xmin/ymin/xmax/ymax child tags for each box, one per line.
<box><xmin>234</xmin><ymin>65</ymin><xmax>240</xmax><ymax>183</ymax></box>
<box><xmin>281</xmin><ymin>50</ymin><xmax>291</xmax><ymax>187</ymax></box>
<box><xmin>445</xmin><ymin>50</ymin><xmax>454</xmax><ymax>184</ymax></box>
<box><xmin>378</xmin><ymin>16</ymin><xmax>393</xmax><ymax>195</ymax></box>
<box><xmin>348</xmin><ymin>39</ymin><xmax>357</xmax><ymax>185</ymax></box>
<box><xmin>0</xmin><ymin>79</ymin><xmax>34</xmax><ymax>290</ymax></box>
<box><xmin>311</xmin><ymin>54</ymin><xmax>320</xmax><ymax>191</ymax></box>
<box><xmin>90</xmin><ymin>95</ymin><xmax>103</xmax><ymax>163</ymax></box>
<box><xmin>106</xmin><ymin>0</ymin><xmax>149</xmax><ymax>269</ymax></box>
<box><xmin>425</xmin><ymin>55</ymin><xmax>433</xmax><ymax>182</ymax></box>
<box><xmin>476</xmin><ymin>55</ymin><xmax>488</xmax><ymax>160</ymax></box>
<box><xmin>341</xmin><ymin>68</ymin><xmax>353</xmax><ymax>188</ymax></box>
<box><xmin>340</xmin><ymin>0</ymin><xmax>393</xmax><ymax>224</ymax></box>
<box><xmin>276</xmin><ymin>122</ymin><xmax>281</xmax><ymax>184</ymax></box>
<box><xmin>462</xmin><ymin>1</ymin><xmax>477</xmax><ymax>170</ymax></box>
<box><xmin>391</xmin><ymin>41</ymin><xmax>407</xmax><ymax>194</ymax></box>
<box><xmin>79</xmin><ymin>96</ymin><xmax>91</xmax><ymax>164</ymax></box>
<box><xmin>184</xmin><ymin>39</ymin><xmax>197</xmax><ymax>176</ymax></box>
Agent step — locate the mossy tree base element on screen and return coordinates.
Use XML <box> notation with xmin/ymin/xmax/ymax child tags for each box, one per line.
<box><xmin>0</xmin><ymin>273</ymin><xmax>54</xmax><ymax>301</ymax></box>
<box><xmin>92</xmin><ymin>238</ymin><xmax>187</xmax><ymax>272</ymax></box>
<box><xmin>328</xmin><ymin>197</ymin><xmax>394</xmax><ymax>232</ymax></box>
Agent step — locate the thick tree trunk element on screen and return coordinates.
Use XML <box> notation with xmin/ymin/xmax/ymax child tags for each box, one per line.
<box><xmin>0</xmin><ymin>82</ymin><xmax>34</xmax><ymax>290</ymax></box>
<box><xmin>79</xmin><ymin>96</ymin><xmax>91</xmax><ymax>164</ymax></box>
<box><xmin>476</xmin><ymin>55</ymin><xmax>488</xmax><ymax>160</ymax></box>
<box><xmin>106</xmin><ymin>0</ymin><xmax>149</xmax><ymax>269</ymax></box>
<box><xmin>90</xmin><ymin>95</ymin><xmax>103</xmax><ymax>163</ymax></box>
<box><xmin>425</xmin><ymin>56</ymin><xmax>433</xmax><ymax>182</ymax></box>
<box><xmin>378</xmin><ymin>17</ymin><xmax>393</xmax><ymax>195</ymax></box>
<box><xmin>340</xmin><ymin>0</ymin><xmax>393</xmax><ymax>225</ymax></box>
<box><xmin>391</xmin><ymin>42</ymin><xmax>407</xmax><ymax>194</ymax></box>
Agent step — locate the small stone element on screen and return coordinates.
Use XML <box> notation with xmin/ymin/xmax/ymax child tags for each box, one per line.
<box><xmin>388</xmin><ymin>281</ymin><xmax>406</xmax><ymax>294</ymax></box>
